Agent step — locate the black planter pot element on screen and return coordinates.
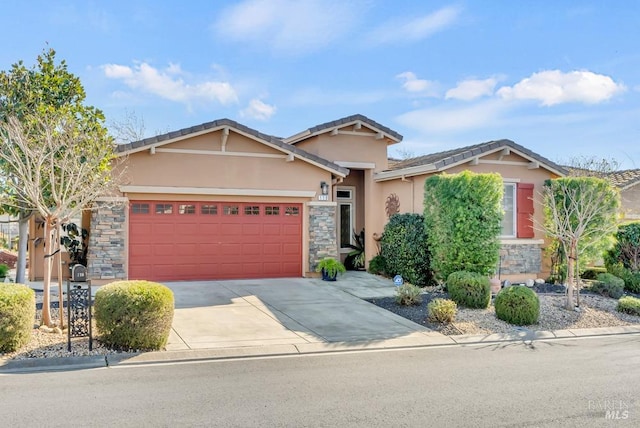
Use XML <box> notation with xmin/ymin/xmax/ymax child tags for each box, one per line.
<box><xmin>321</xmin><ymin>269</ymin><xmax>337</xmax><ymax>281</ymax></box>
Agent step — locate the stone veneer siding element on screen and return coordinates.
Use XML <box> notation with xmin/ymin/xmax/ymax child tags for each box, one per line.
<box><xmin>308</xmin><ymin>203</ymin><xmax>338</xmax><ymax>271</ymax></box>
<box><xmin>499</xmin><ymin>243</ymin><xmax>542</xmax><ymax>276</ymax></box>
<box><xmin>88</xmin><ymin>201</ymin><xmax>127</xmax><ymax>282</ymax></box>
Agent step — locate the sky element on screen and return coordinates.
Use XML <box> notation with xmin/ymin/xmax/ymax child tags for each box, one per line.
<box><xmin>1</xmin><ymin>1</ymin><xmax>639</xmax><ymax>169</ymax></box>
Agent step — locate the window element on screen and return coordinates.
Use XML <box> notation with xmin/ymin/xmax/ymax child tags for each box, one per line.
<box><xmin>179</xmin><ymin>204</ymin><xmax>196</xmax><ymax>214</ymax></box>
<box><xmin>155</xmin><ymin>203</ymin><xmax>173</xmax><ymax>214</ymax></box>
<box><xmin>336</xmin><ymin>186</ymin><xmax>355</xmax><ymax>250</ymax></box>
<box><xmin>501</xmin><ymin>184</ymin><xmax>516</xmax><ymax>237</ymax></box>
<box><xmin>244</xmin><ymin>205</ymin><xmax>260</xmax><ymax>215</ymax></box>
<box><xmin>223</xmin><ymin>205</ymin><xmax>239</xmax><ymax>215</ymax></box>
<box><xmin>501</xmin><ymin>183</ymin><xmax>535</xmax><ymax>238</ymax></box>
<box><xmin>285</xmin><ymin>206</ymin><xmax>299</xmax><ymax>216</ymax></box>
<box><xmin>201</xmin><ymin>205</ymin><xmax>218</xmax><ymax>215</ymax></box>
<box><xmin>336</xmin><ymin>189</ymin><xmax>352</xmax><ymax>199</ymax></box>
<box><xmin>131</xmin><ymin>203</ymin><xmax>149</xmax><ymax>214</ymax></box>
<box><xmin>265</xmin><ymin>206</ymin><xmax>280</xmax><ymax>216</ymax></box>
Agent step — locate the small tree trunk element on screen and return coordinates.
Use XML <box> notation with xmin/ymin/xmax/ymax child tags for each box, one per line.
<box><xmin>565</xmin><ymin>241</ymin><xmax>577</xmax><ymax>311</ymax></box>
<box><xmin>41</xmin><ymin>216</ymin><xmax>53</xmax><ymax>326</ymax></box>
<box><xmin>56</xmin><ymin>222</ymin><xmax>65</xmax><ymax>329</ymax></box>
<box><xmin>15</xmin><ymin>211</ymin><xmax>30</xmax><ymax>284</ymax></box>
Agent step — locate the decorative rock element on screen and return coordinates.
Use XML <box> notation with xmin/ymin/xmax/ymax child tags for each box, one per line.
<box><xmin>535</xmin><ymin>278</ymin><xmax>545</xmax><ymax>284</ymax></box>
<box><xmin>526</xmin><ymin>279</ymin><xmax>535</xmax><ymax>287</ymax></box>
<box><xmin>502</xmin><ymin>280</ymin><xmax>511</xmax><ymax>288</ymax></box>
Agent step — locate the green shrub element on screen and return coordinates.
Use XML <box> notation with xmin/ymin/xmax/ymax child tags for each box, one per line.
<box><xmin>0</xmin><ymin>264</ymin><xmax>9</xmax><ymax>278</ymax></box>
<box><xmin>589</xmin><ymin>273</ymin><xmax>624</xmax><ymax>299</ymax></box>
<box><xmin>367</xmin><ymin>255</ymin><xmax>387</xmax><ymax>275</ymax></box>
<box><xmin>0</xmin><ymin>283</ymin><xmax>35</xmax><ymax>352</ymax></box>
<box><xmin>494</xmin><ymin>286</ymin><xmax>540</xmax><ymax>326</ymax></box>
<box><xmin>605</xmin><ymin>222</ymin><xmax>640</xmax><ymax>293</ymax></box>
<box><xmin>395</xmin><ymin>283</ymin><xmax>423</xmax><ymax>306</ymax></box>
<box><xmin>606</xmin><ymin>262</ymin><xmax>640</xmax><ymax>294</ymax></box>
<box><xmin>617</xmin><ymin>296</ymin><xmax>640</xmax><ymax>317</ymax></box>
<box><xmin>427</xmin><ymin>298</ymin><xmax>457</xmax><ymax>323</ymax></box>
<box><xmin>446</xmin><ymin>271</ymin><xmax>491</xmax><ymax>309</ymax></box>
<box><xmin>380</xmin><ymin>213</ymin><xmax>434</xmax><ymax>286</ymax></box>
<box><xmin>581</xmin><ymin>267</ymin><xmax>606</xmax><ymax>280</ymax></box>
<box><xmin>94</xmin><ymin>280</ymin><xmax>174</xmax><ymax>351</ymax></box>
<box><xmin>424</xmin><ymin>171</ymin><xmax>503</xmax><ymax>281</ymax></box>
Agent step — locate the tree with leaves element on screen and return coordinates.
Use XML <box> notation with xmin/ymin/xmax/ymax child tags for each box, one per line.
<box><xmin>0</xmin><ymin>48</ymin><xmax>105</xmax><ymax>284</ymax></box>
<box><xmin>0</xmin><ymin>48</ymin><xmax>123</xmax><ymax>326</ymax></box>
<box><xmin>540</xmin><ymin>177</ymin><xmax>620</xmax><ymax>310</ymax></box>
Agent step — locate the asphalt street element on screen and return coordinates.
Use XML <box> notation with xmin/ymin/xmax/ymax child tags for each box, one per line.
<box><xmin>1</xmin><ymin>335</ymin><xmax>639</xmax><ymax>427</ymax></box>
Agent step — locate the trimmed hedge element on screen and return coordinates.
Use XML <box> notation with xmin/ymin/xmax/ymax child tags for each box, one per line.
<box><xmin>446</xmin><ymin>271</ymin><xmax>491</xmax><ymax>309</ymax></box>
<box><xmin>94</xmin><ymin>280</ymin><xmax>174</xmax><ymax>351</ymax></box>
<box><xmin>367</xmin><ymin>255</ymin><xmax>387</xmax><ymax>275</ymax></box>
<box><xmin>380</xmin><ymin>213</ymin><xmax>434</xmax><ymax>286</ymax></box>
<box><xmin>495</xmin><ymin>286</ymin><xmax>540</xmax><ymax>326</ymax></box>
<box><xmin>589</xmin><ymin>273</ymin><xmax>624</xmax><ymax>299</ymax></box>
<box><xmin>617</xmin><ymin>296</ymin><xmax>640</xmax><ymax>317</ymax></box>
<box><xmin>424</xmin><ymin>171</ymin><xmax>503</xmax><ymax>281</ymax></box>
<box><xmin>0</xmin><ymin>283</ymin><xmax>35</xmax><ymax>352</ymax></box>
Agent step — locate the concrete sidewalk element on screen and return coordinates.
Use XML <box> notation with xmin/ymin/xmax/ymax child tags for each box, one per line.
<box><xmin>3</xmin><ymin>272</ymin><xmax>640</xmax><ymax>373</ymax></box>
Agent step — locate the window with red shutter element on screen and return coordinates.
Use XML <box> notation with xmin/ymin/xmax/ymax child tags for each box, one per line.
<box><xmin>516</xmin><ymin>183</ymin><xmax>534</xmax><ymax>238</ymax></box>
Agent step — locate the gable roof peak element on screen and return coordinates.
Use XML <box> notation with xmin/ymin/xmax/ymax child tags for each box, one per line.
<box><xmin>285</xmin><ymin>113</ymin><xmax>403</xmax><ymax>144</ymax></box>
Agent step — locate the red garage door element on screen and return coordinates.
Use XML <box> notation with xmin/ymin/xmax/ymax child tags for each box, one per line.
<box><xmin>128</xmin><ymin>201</ymin><xmax>303</xmax><ymax>281</ymax></box>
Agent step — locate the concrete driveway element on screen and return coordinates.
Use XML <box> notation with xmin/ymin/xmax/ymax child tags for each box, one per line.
<box><xmin>163</xmin><ymin>272</ymin><xmax>451</xmax><ymax>352</ymax></box>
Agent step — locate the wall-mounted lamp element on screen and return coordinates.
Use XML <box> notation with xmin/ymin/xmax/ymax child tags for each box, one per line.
<box><xmin>320</xmin><ymin>181</ymin><xmax>329</xmax><ymax>195</ymax></box>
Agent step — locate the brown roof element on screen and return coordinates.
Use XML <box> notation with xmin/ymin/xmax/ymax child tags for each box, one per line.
<box><xmin>605</xmin><ymin>169</ymin><xmax>640</xmax><ymax>189</ymax></box>
<box><xmin>388</xmin><ymin>139</ymin><xmax>568</xmax><ymax>175</ymax></box>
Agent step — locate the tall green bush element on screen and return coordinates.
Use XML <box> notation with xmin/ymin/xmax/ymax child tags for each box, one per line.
<box><xmin>380</xmin><ymin>213</ymin><xmax>434</xmax><ymax>286</ymax></box>
<box><xmin>94</xmin><ymin>280</ymin><xmax>174</xmax><ymax>351</ymax></box>
<box><xmin>424</xmin><ymin>171</ymin><xmax>503</xmax><ymax>281</ymax></box>
<box><xmin>605</xmin><ymin>222</ymin><xmax>640</xmax><ymax>293</ymax></box>
<box><xmin>0</xmin><ymin>283</ymin><xmax>35</xmax><ymax>352</ymax></box>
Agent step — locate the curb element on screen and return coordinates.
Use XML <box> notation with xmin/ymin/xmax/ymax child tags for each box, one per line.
<box><xmin>3</xmin><ymin>325</ymin><xmax>640</xmax><ymax>374</ymax></box>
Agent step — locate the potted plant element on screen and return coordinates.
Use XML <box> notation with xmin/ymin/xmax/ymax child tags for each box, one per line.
<box><xmin>345</xmin><ymin>228</ymin><xmax>365</xmax><ymax>270</ymax></box>
<box><xmin>61</xmin><ymin>222</ymin><xmax>89</xmax><ymax>267</ymax></box>
<box><xmin>316</xmin><ymin>257</ymin><xmax>346</xmax><ymax>281</ymax></box>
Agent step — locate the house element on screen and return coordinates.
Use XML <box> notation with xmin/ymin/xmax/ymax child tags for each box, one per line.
<box><xmin>28</xmin><ymin>114</ymin><xmax>569</xmax><ymax>283</ymax></box>
<box><xmin>607</xmin><ymin>169</ymin><xmax>640</xmax><ymax>222</ymax></box>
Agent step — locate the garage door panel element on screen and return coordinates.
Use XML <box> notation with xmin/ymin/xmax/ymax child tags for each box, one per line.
<box><xmin>129</xmin><ymin>201</ymin><xmax>302</xmax><ymax>281</ymax></box>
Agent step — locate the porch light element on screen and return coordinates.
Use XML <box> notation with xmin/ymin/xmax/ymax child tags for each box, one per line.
<box><xmin>320</xmin><ymin>181</ymin><xmax>329</xmax><ymax>195</ymax></box>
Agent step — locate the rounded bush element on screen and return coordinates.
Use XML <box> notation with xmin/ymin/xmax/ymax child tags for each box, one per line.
<box><xmin>495</xmin><ymin>286</ymin><xmax>540</xmax><ymax>326</ymax></box>
<box><xmin>590</xmin><ymin>273</ymin><xmax>624</xmax><ymax>299</ymax></box>
<box><xmin>0</xmin><ymin>283</ymin><xmax>35</xmax><ymax>352</ymax></box>
<box><xmin>427</xmin><ymin>298</ymin><xmax>457</xmax><ymax>323</ymax></box>
<box><xmin>94</xmin><ymin>280</ymin><xmax>174</xmax><ymax>351</ymax></box>
<box><xmin>367</xmin><ymin>255</ymin><xmax>387</xmax><ymax>275</ymax></box>
<box><xmin>617</xmin><ymin>296</ymin><xmax>640</xmax><ymax>317</ymax></box>
<box><xmin>446</xmin><ymin>271</ymin><xmax>491</xmax><ymax>309</ymax></box>
<box><xmin>380</xmin><ymin>213</ymin><xmax>434</xmax><ymax>286</ymax></box>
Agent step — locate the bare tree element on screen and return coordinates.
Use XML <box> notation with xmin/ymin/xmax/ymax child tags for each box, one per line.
<box><xmin>109</xmin><ymin>108</ymin><xmax>146</xmax><ymax>144</ymax></box>
<box><xmin>538</xmin><ymin>177</ymin><xmax>620</xmax><ymax>310</ymax></box>
<box><xmin>0</xmin><ymin>113</ymin><xmax>125</xmax><ymax>326</ymax></box>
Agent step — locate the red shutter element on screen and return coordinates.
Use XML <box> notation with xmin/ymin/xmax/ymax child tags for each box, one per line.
<box><xmin>517</xmin><ymin>183</ymin><xmax>534</xmax><ymax>238</ymax></box>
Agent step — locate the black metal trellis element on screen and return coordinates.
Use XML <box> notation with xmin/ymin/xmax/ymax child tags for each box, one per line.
<box><xmin>67</xmin><ymin>280</ymin><xmax>92</xmax><ymax>352</ymax></box>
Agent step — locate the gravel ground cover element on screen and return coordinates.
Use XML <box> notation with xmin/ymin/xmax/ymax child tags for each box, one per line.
<box><xmin>367</xmin><ymin>285</ymin><xmax>640</xmax><ymax>335</ymax></box>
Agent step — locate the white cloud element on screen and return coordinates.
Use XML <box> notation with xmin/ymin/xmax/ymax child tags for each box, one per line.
<box><xmin>497</xmin><ymin>70</ymin><xmax>625</xmax><ymax>106</ymax></box>
<box><xmin>102</xmin><ymin>62</ymin><xmax>238</xmax><ymax>106</ymax></box>
<box><xmin>240</xmin><ymin>99</ymin><xmax>277</xmax><ymax>121</ymax></box>
<box><xmin>445</xmin><ymin>77</ymin><xmax>498</xmax><ymax>101</ymax></box>
<box><xmin>396</xmin><ymin>72</ymin><xmax>438</xmax><ymax>95</ymax></box>
<box><xmin>367</xmin><ymin>6</ymin><xmax>461</xmax><ymax>44</ymax></box>
<box><xmin>213</xmin><ymin>0</ymin><xmax>360</xmax><ymax>55</ymax></box>
<box><xmin>396</xmin><ymin>100</ymin><xmax>507</xmax><ymax>134</ymax></box>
